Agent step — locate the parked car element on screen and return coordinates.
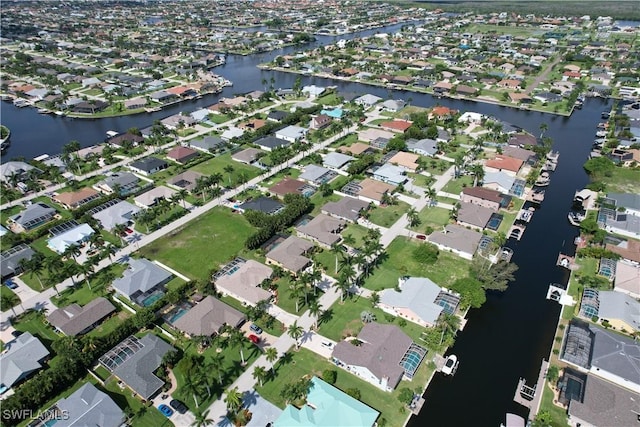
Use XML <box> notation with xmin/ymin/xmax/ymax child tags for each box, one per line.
<box><xmin>4</xmin><ymin>279</ymin><xmax>18</xmax><ymax>289</ymax></box>
<box><xmin>415</xmin><ymin>234</ymin><xmax>426</xmax><ymax>240</ymax></box>
<box><xmin>249</xmin><ymin>323</ymin><xmax>263</xmax><ymax>335</ymax></box>
<box><xmin>125</xmin><ymin>227</ymin><xmax>134</xmax><ymax>234</ymax></box>
<box><xmin>169</xmin><ymin>399</ymin><xmax>188</xmax><ymax>414</ymax></box>
<box><xmin>158</xmin><ymin>404</ymin><xmax>173</xmax><ymax>417</ymax></box>
<box><xmin>248</xmin><ymin>334</ymin><xmax>260</xmax><ymax>344</ymax></box>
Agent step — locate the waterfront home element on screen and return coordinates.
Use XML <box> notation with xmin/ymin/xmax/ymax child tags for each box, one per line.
<box><xmin>75</xmin><ymin>145</ymin><xmax>106</xmax><ymax>160</ymax></box>
<box><xmin>265</xmin><ymin>236</ymin><xmax>314</xmax><ymax>275</ymax></box>
<box><xmin>238</xmin><ymin>197</ymin><xmax>284</xmax><ymax>215</ymax></box>
<box><xmin>275</xmin><ymin>125</ymin><xmax>308</xmax><ymax>142</ymax></box>
<box><xmin>47</xmin><ymin>297</ymin><xmax>116</xmax><ymax>336</ymax></box>
<box><xmin>381</xmin><ymin>99</ymin><xmax>405</xmax><ymax>112</ymax></box>
<box><xmin>299</xmin><ymin>165</ymin><xmax>337</xmax><ymax>185</ymax></box>
<box><xmin>0</xmin><ymin>244</ymin><xmax>35</xmax><ymax>279</ymax></box>
<box><xmin>52</xmin><ymin>383</ymin><xmax>125</xmax><ymax>427</ymax></box>
<box><xmin>275</xmin><ymin>377</ymin><xmax>379</xmax><ymax>427</ymax></box>
<box><xmin>502</xmin><ymin>146</ymin><xmax>537</xmax><ymax>164</ymax></box>
<box><xmin>160</xmin><ymin>114</ymin><xmax>196</xmax><ymax>130</ymax></box>
<box><xmin>372</xmin><ymin>163</ymin><xmax>406</xmax><ymax>186</ymax></box>
<box><xmin>111</xmin><ymin>258</ymin><xmax>173</xmax><ymax>306</ymax></box>
<box><xmin>380</xmin><ymin>120</ymin><xmax>412</xmax><ymax>134</ymax></box>
<box><xmin>8</xmin><ymin>202</ymin><xmax>57</xmax><ymax>232</ymax></box>
<box><xmin>0</xmin><ymin>332</ymin><xmax>49</xmax><ymax>390</ymax></box>
<box><xmin>91</xmin><ymin>200</ymin><xmax>140</xmax><ymax>231</ymax></box>
<box><xmin>94</xmin><ymin>172</ymin><xmax>140</xmax><ymax>196</ymax></box>
<box><xmin>72</xmin><ymin>101</ymin><xmax>109</xmax><ymax>114</ymax></box>
<box><xmin>597</xmin><ymin>208</ymin><xmax>640</xmax><ymax>239</ymax></box>
<box><xmin>173</xmin><ymin>296</ymin><xmax>246</xmax><ymax>337</ymax></box>
<box><xmin>604</xmin><ymin>192</ymin><xmax>640</xmax><ymax>216</ymax></box>
<box><xmin>166</xmin><ymin>170</ymin><xmax>206</xmax><ymax>193</ymax></box>
<box><xmin>296</xmin><ymin>213</ymin><xmax>346</xmax><ymax>248</ymax></box>
<box><xmin>134</xmin><ymin>186</ymin><xmax>176</xmax><ymax>209</ymax></box>
<box><xmin>613</xmin><ymin>261</ymin><xmax>640</xmax><ymax>298</ymax></box>
<box><xmin>98</xmin><ymin>334</ymin><xmax>174</xmax><ymax>401</ymax></box>
<box><xmin>53</xmin><ymin>187</ymin><xmax>101</xmax><ymax>210</ymax></box>
<box><xmin>106</xmin><ymin>132</ymin><xmax>144</xmax><ymax>148</ymax></box>
<box><xmin>331</xmin><ymin>323</ymin><xmax>426</xmax><ymax>391</ymax></box>
<box><xmin>269</xmin><ymin>178</ymin><xmax>313</xmax><ymax>198</ymax></box>
<box><xmin>579</xmin><ymin>289</ymin><xmax>639</xmax><ymax>332</ymax></box>
<box><xmin>254</xmin><ymin>135</ymin><xmax>290</xmax><ymax>152</ymax></box>
<box><xmin>456</xmin><ymin>202</ymin><xmax>494</xmax><ymax>230</ymax></box>
<box><xmin>460</xmin><ymin>187</ymin><xmax>507</xmax><ymax>211</ymax></box>
<box><xmin>321</xmin><ymin>197</ymin><xmax>370</xmax><ymax>222</ymax></box>
<box><xmin>482</xmin><ymin>171</ymin><xmax>517</xmax><ymax>194</ymax></box>
<box><xmin>124</xmin><ymin>97</ymin><xmax>148</xmax><ymax>110</ymax></box>
<box><xmin>166</xmin><ymin>146</ymin><xmax>199</xmax><ymax>164</ymax></box>
<box><xmin>214</xmin><ymin>259</ymin><xmax>273</xmax><ymax>306</ymax></box>
<box><xmin>406</xmin><ymin>138</ymin><xmax>438</xmax><ymax>157</ymax></box>
<box><xmin>388</xmin><ymin>151</ymin><xmax>420</xmax><ymax>172</ymax></box>
<box><xmin>484</xmin><ymin>155</ymin><xmax>523</xmax><ymax>177</ymax></box>
<box><xmin>323</xmin><ymin>152</ymin><xmax>354</xmax><ymax>170</ymax></box>
<box><xmin>47</xmin><ymin>223</ymin><xmax>95</xmax><ymax>254</ymax></box>
<box><xmin>427</xmin><ymin>224</ymin><xmax>482</xmax><ymax>260</ymax></box>
<box><xmin>560</xmin><ymin>320</ymin><xmax>639</xmax><ymax>392</ymax></box>
<box><xmin>354</xmin><ymin>94</ymin><xmax>382</xmax><ymax>108</ymax></box>
<box><xmin>507</xmin><ymin>133</ymin><xmax>537</xmax><ymax>147</ymax></box>
<box><xmin>379</xmin><ymin>277</ymin><xmax>461</xmax><ymax>327</ymax></box>
<box><xmin>128</xmin><ymin>156</ymin><xmax>168</xmax><ymax>176</ymax></box>
<box><xmin>0</xmin><ymin>161</ymin><xmax>40</xmax><ymax>185</ymax></box>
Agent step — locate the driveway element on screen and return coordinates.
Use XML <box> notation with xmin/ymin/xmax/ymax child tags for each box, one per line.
<box><xmin>12</xmin><ymin>276</ymin><xmax>39</xmax><ymax>302</ymax></box>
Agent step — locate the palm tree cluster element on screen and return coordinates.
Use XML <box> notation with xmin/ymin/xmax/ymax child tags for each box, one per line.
<box><xmin>133</xmin><ymin>193</ymin><xmax>187</xmax><ymax>233</ymax></box>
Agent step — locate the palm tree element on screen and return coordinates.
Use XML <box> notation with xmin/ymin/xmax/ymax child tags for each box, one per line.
<box><xmin>224</xmin><ymin>387</ymin><xmax>243</xmax><ymax>414</ymax></box>
<box><xmin>308</xmin><ymin>300</ymin><xmax>322</xmax><ymax>330</ymax></box>
<box><xmin>437</xmin><ymin>313</ymin><xmax>461</xmax><ymax>345</ymax></box>
<box><xmin>64</xmin><ymin>262</ymin><xmax>81</xmax><ymax>288</ymax></box>
<box><xmin>252</xmin><ymin>366</ymin><xmax>267</xmax><ymax>387</ymax></box>
<box><xmin>44</xmin><ymin>274</ymin><xmax>61</xmax><ymax>297</ymax></box>
<box><xmin>453</xmin><ymin>154</ymin><xmax>465</xmax><ymax>179</ymax></box>
<box><xmin>208</xmin><ymin>352</ymin><xmax>225</xmax><ymax>385</ymax></box>
<box><xmin>113</xmin><ymin>223</ymin><xmax>128</xmax><ymax>246</ymax></box>
<box><xmin>88</xmin><ymin>233</ymin><xmax>105</xmax><ymax>250</ymax></box>
<box><xmin>342</xmin><ymin>233</ymin><xmax>356</xmax><ymax>248</ymax></box>
<box><xmin>265</xmin><ymin>347</ymin><xmax>278</xmax><ymax>374</ymax></box>
<box><xmin>309</xmin><ymin>264</ymin><xmax>322</xmax><ymax>296</ymax></box>
<box><xmin>62</xmin><ymin>244</ymin><xmax>81</xmax><ymax>262</ymax></box>
<box><xmin>426</xmin><ymin>187</ymin><xmax>437</xmax><ymax>206</ymax></box>
<box><xmin>183</xmin><ymin>375</ymin><xmax>204</xmax><ymax>408</ymax></box>
<box><xmin>469</xmin><ymin>163</ymin><xmax>485</xmax><ymax>187</ymax></box>
<box><xmin>287</xmin><ymin>321</ymin><xmax>304</xmax><ymax>350</ymax></box>
<box><xmin>191</xmin><ymin>409</ymin><xmax>214</xmax><ymax>427</ymax></box>
<box><xmin>175</xmin><ymin>188</ymin><xmax>188</xmax><ymax>209</ymax></box>
<box><xmin>335</xmin><ymin>276</ymin><xmax>351</xmax><ymax>302</ymax></box>
<box><xmin>101</xmin><ymin>244</ymin><xmax>118</xmax><ymax>262</ymax></box>
<box><xmin>209</xmin><ymin>172</ymin><xmax>223</xmax><ymax>188</ymax></box>
<box><xmin>289</xmin><ymin>280</ymin><xmax>303</xmax><ymax>313</ymax></box>
<box><xmin>21</xmin><ymin>253</ymin><xmax>44</xmax><ymax>289</ymax></box>
<box><xmin>330</xmin><ymin>242</ymin><xmax>344</xmax><ymax>275</ymax></box>
<box><xmin>371</xmin><ymin>292</ymin><xmax>380</xmax><ymax>307</ymax></box>
<box><xmin>223</xmin><ymin>165</ymin><xmax>234</xmax><ymax>186</ymax></box>
<box><xmin>407</xmin><ymin>207</ymin><xmax>420</xmax><ymax>228</ymax></box>
<box><xmin>229</xmin><ymin>329</ymin><xmax>247</xmax><ymax>365</ymax></box>
<box><xmin>77</xmin><ymin>262</ymin><xmax>95</xmax><ymax>290</ymax></box>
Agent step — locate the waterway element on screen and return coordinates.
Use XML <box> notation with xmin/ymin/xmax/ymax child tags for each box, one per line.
<box><xmin>0</xmin><ymin>21</ymin><xmax>612</xmax><ymax>427</ymax></box>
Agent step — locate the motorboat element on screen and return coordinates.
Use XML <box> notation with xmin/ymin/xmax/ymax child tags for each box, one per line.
<box><xmin>534</xmin><ymin>172</ymin><xmax>550</xmax><ymax>187</ymax></box>
<box><xmin>441</xmin><ymin>354</ymin><xmax>459</xmax><ymax>376</ymax></box>
<box><xmin>568</xmin><ymin>210</ymin><xmax>586</xmax><ymax>226</ymax></box>
<box><xmin>500</xmin><ymin>413</ymin><xmax>526</xmax><ymax>427</ymax></box>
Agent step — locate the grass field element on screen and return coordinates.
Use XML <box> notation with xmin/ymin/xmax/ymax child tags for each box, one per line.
<box><xmin>367</xmin><ymin>201</ymin><xmax>409</xmax><ymax>227</ymax></box>
<box><xmin>256</xmin><ymin>347</ymin><xmax>433</xmax><ymax>427</ymax></box>
<box><xmin>412</xmin><ymin>206</ymin><xmax>451</xmax><ymax>231</ymax></box>
<box><xmin>441</xmin><ymin>175</ymin><xmax>474</xmax><ymax>195</ymax></box>
<box><xmin>601</xmin><ymin>166</ymin><xmax>640</xmax><ymax>193</ymax></box>
<box><xmin>365</xmin><ymin>237</ymin><xmax>471</xmax><ymax>291</ymax></box>
<box><xmin>139</xmin><ymin>206</ymin><xmax>256</xmax><ymax>281</ymax></box>
<box><xmin>189</xmin><ymin>153</ymin><xmax>261</xmax><ymax>186</ymax></box>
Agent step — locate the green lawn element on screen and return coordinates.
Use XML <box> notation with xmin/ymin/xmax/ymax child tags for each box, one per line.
<box><xmin>1</xmin><ymin>286</ymin><xmax>20</xmax><ymax>312</ymax></box>
<box><xmin>412</xmin><ymin>206</ymin><xmax>451</xmax><ymax>231</ymax></box>
<box><xmin>309</xmin><ymin>191</ymin><xmax>342</xmax><ymax>216</ymax></box>
<box><xmin>102</xmin><ymin>376</ymin><xmax>174</xmax><ymax>427</ymax></box>
<box><xmin>329</xmin><ymin>133</ymin><xmax>357</xmax><ymax>149</ymax></box>
<box><xmin>88</xmin><ymin>311</ymin><xmax>131</xmax><ymax>338</ymax></box>
<box><xmin>562</xmin><ymin>256</ymin><xmax>598</xmax><ymax>320</ymax></box>
<box><xmin>367</xmin><ymin>201</ymin><xmax>409</xmax><ymax>227</ymax></box>
<box><xmin>208</xmin><ymin>113</ymin><xmax>232</xmax><ymax>124</ymax></box>
<box><xmin>313</xmin><ymin>247</ymin><xmax>341</xmax><ymax>279</ymax></box>
<box><xmin>538</xmin><ymin>381</ymin><xmax>570</xmax><ymax>427</ymax></box>
<box><xmin>316</xmin><ymin>92</ymin><xmax>342</xmax><ymax>106</ymax></box>
<box><xmin>273</xmin><ymin>275</ymin><xmax>323</xmax><ymax>315</ymax></box>
<box><xmin>139</xmin><ymin>206</ymin><xmax>256</xmax><ymax>281</ymax></box>
<box><xmin>51</xmin><ymin>264</ymin><xmax>128</xmax><ymax>307</ymax></box>
<box><xmin>189</xmin><ymin>153</ymin><xmax>261</xmax><ymax>186</ymax></box>
<box><xmin>497</xmin><ymin>198</ymin><xmax>525</xmax><ymax>235</ymax></box>
<box><xmin>218</xmin><ymin>295</ymin><xmax>284</xmax><ymax>337</ymax></box>
<box><xmin>341</xmin><ymin>223</ymin><xmax>371</xmax><ymax>248</ymax></box>
<box><xmin>600</xmin><ymin>166</ymin><xmax>640</xmax><ymax>193</ymax></box>
<box><xmin>13</xmin><ymin>310</ymin><xmax>59</xmax><ymax>346</ymax></box>
<box><xmin>441</xmin><ymin>176</ymin><xmax>474</xmax><ymax>196</ymax></box>
<box><xmin>262</xmin><ymin>168</ymin><xmax>301</xmax><ymax>187</ymax></box>
<box><xmin>408</xmin><ymin>172</ymin><xmax>436</xmax><ymax>189</ymax></box>
<box><xmin>256</xmin><ymin>347</ymin><xmax>433</xmax><ymax>427</ymax></box>
<box><xmin>365</xmin><ymin>237</ymin><xmax>470</xmax><ymax>290</ymax></box>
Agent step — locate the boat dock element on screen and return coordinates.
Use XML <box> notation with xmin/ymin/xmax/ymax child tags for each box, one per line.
<box><xmin>516</xmin><ymin>207</ymin><xmax>535</xmax><ymax>223</ymax></box>
<box><xmin>556</xmin><ymin>253</ymin><xmax>577</xmax><ymax>270</ymax></box>
<box><xmin>408</xmin><ymin>394</ymin><xmax>425</xmax><ymax>415</ymax></box>
<box><xmin>508</xmin><ymin>223</ymin><xmax>526</xmax><ymax>240</ymax></box>
<box><xmin>513</xmin><ymin>359</ymin><xmax>549</xmax><ymax>421</ymax></box>
<box><xmin>526</xmin><ymin>188</ymin><xmax>545</xmax><ymax>204</ymax></box>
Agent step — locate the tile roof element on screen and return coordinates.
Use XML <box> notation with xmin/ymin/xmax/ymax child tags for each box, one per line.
<box><xmin>173</xmin><ymin>296</ymin><xmax>246</xmax><ymax>336</ymax></box>
<box><xmin>47</xmin><ymin>297</ymin><xmax>116</xmax><ymax>336</ymax></box>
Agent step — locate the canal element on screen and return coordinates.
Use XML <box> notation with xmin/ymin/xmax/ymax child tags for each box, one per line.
<box><xmin>0</xmin><ymin>22</ymin><xmax>612</xmax><ymax>427</ymax></box>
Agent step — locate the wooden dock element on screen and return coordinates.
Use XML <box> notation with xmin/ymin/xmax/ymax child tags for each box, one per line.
<box><xmin>513</xmin><ymin>359</ymin><xmax>549</xmax><ymax>421</ymax></box>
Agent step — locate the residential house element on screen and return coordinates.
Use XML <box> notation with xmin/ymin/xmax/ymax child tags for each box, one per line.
<box><xmin>614</xmin><ymin>261</ymin><xmax>640</xmax><ymax>298</ymax></box>
<box><xmin>339</xmin><ymin>143</ymin><xmax>375</xmax><ymax>156</ymax></box>
<box><xmin>92</xmin><ymin>200</ymin><xmax>140</xmax><ymax>231</ymax></box>
<box><xmin>381</xmin><ymin>99</ymin><xmax>406</xmax><ymax>112</ymax></box>
<box><xmin>267</xmin><ymin>110</ymin><xmax>288</xmax><ymax>122</ymax></box>
<box><xmin>372</xmin><ymin>164</ymin><xmax>406</xmax><ymax>186</ymax></box>
<box><xmin>388</xmin><ymin>152</ymin><xmax>420</xmax><ymax>172</ymax></box>
<box><xmin>331</xmin><ymin>323</ymin><xmax>426</xmax><ymax>391</ymax></box>
<box><xmin>232</xmin><ymin>148</ymin><xmax>263</xmax><ymax>164</ymax></box>
<box><xmin>275</xmin><ymin>125</ymin><xmax>308</xmax><ymax>143</ymax></box>
<box><xmin>428</xmin><ymin>224</ymin><xmax>483</xmax><ymax>260</ymax></box>
<box><xmin>167</xmin><ymin>170</ymin><xmax>206</xmax><ymax>193</ymax></box>
<box><xmin>597</xmin><ymin>208</ymin><xmax>640</xmax><ymax>239</ymax></box>
<box><xmin>173</xmin><ymin>296</ymin><xmax>246</xmax><ymax>336</ymax></box>
<box><xmin>214</xmin><ymin>259</ymin><xmax>273</xmax><ymax>306</ymax></box>
<box><xmin>299</xmin><ymin>165</ymin><xmax>338</xmax><ymax>185</ymax></box>
<box><xmin>323</xmin><ymin>152</ymin><xmax>354</xmax><ymax>170</ymax></box>
<box><xmin>456</xmin><ymin>202</ymin><xmax>494</xmax><ymax>230</ymax></box>
<box><xmin>128</xmin><ymin>157</ymin><xmax>168</xmax><ymax>176</ymax></box>
<box><xmin>124</xmin><ymin>97</ymin><xmax>147</xmax><ymax>110</ymax></box>
<box><xmin>265</xmin><ymin>236</ymin><xmax>314</xmax><ymax>274</ymax></box>
<box><xmin>342</xmin><ymin>178</ymin><xmax>396</xmax><ymax>206</ymax></box>
<box><xmin>606</xmin><ymin>238</ymin><xmax>640</xmax><ymax>264</ymax></box>
<box><xmin>111</xmin><ymin>259</ymin><xmax>173</xmax><ymax>306</ymax></box>
<box><xmin>190</xmin><ymin>108</ymin><xmax>211</xmax><ymax>123</ymax></box>
<box><xmin>106</xmin><ymin>133</ymin><xmax>144</xmax><ymax>148</ymax></box>
<box><xmin>461</xmin><ymin>187</ymin><xmax>506</xmax><ymax>211</ymax></box>
<box><xmin>53</xmin><ymin>188</ymin><xmax>101</xmax><ymax>210</ymax></box>
<box><xmin>254</xmin><ymin>135</ymin><xmax>290</xmax><ymax>152</ymax></box>
<box><xmin>604</xmin><ymin>193</ymin><xmax>640</xmax><ymax>216</ymax></box>
<box><xmin>188</xmin><ymin>136</ymin><xmax>225</xmax><ymax>153</ymax></box>
<box><xmin>94</xmin><ymin>172</ymin><xmax>140</xmax><ymax>196</ymax></box>
<box><xmin>484</xmin><ymin>155</ymin><xmax>523</xmax><ymax>177</ymax></box>
<box><xmin>275</xmin><ymin>377</ymin><xmax>379</xmax><ymax>427</ymax></box>
<box><xmin>269</xmin><ymin>178</ymin><xmax>313</xmax><ymax>198</ymax></box>
<box><xmin>502</xmin><ymin>146</ymin><xmax>537</xmax><ymax>164</ymax></box>
<box><xmin>429</xmin><ymin>106</ymin><xmax>457</xmax><ymax>120</ymax></box>
<box><xmin>160</xmin><ymin>114</ymin><xmax>196</xmax><ymax>131</ymax></box>
<box><xmin>296</xmin><ymin>214</ymin><xmax>346</xmax><ymax>248</ymax></box>
<box><xmin>406</xmin><ymin>138</ymin><xmax>438</xmax><ymax>157</ymax></box>
<box><xmin>47</xmin><ymin>297</ymin><xmax>116</xmax><ymax>336</ymax></box>
<box><xmin>8</xmin><ymin>202</ymin><xmax>56</xmax><ymax>233</ymax></box>
<box><xmin>0</xmin><ymin>244</ymin><xmax>35</xmax><ymax>279</ymax></box>
<box><xmin>166</xmin><ymin>146</ymin><xmax>199</xmax><ymax>164</ymax></box>
<box><xmin>53</xmin><ymin>383</ymin><xmax>125</xmax><ymax>427</ymax></box>
<box><xmin>134</xmin><ymin>186</ymin><xmax>176</xmax><ymax>209</ymax></box>
<box><xmin>579</xmin><ymin>289</ymin><xmax>639</xmax><ymax>332</ymax></box>
<box><xmin>354</xmin><ymin>94</ymin><xmax>382</xmax><ymax>108</ymax></box>
<box><xmin>99</xmin><ymin>334</ymin><xmax>174</xmax><ymax>400</ymax></box>
<box><xmin>482</xmin><ymin>171</ymin><xmax>516</xmax><ymax>194</ymax></box>
<box><xmin>508</xmin><ymin>133</ymin><xmax>537</xmax><ymax>147</ymax></box>
<box><xmin>310</xmin><ymin>114</ymin><xmax>332</xmax><ymax>130</ymax></box>
<box><xmin>0</xmin><ymin>161</ymin><xmax>39</xmax><ymax>184</ymax></box>
<box><xmin>238</xmin><ymin>197</ymin><xmax>284</xmax><ymax>215</ymax></box>
<box><xmin>380</xmin><ymin>120</ymin><xmax>412</xmax><ymax>134</ymax></box>
<box><xmin>0</xmin><ymin>332</ymin><xmax>49</xmax><ymax>390</ymax></box>
<box><xmin>379</xmin><ymin>277</ymin><xmax>461</xmax><ymax>327</ymax></box>
<box><xmin>47</xmin><ymin>223</ymin><xmax>95</xmax><ymax>254</ymax></box>
<box><xmin>321</xmin><ymin>197</ymin><xmax>370</xmax><ymax>222</ymax></box>
<box><xmin>358</xmin><ymin>128</ymin><xmax>395</xmax><ymax>144</ymax></box>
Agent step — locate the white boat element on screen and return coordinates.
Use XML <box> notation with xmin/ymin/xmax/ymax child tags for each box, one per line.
<box><xmin>441</xmin><ymin>354</ymin><xmax>458</xmax><ymax>376</ymax></box>
<box><xmin>500</xmin><ymin>413</ymin><xmax>526</xmax><ymax>427</ymax></box>
<box><xmin>105</xmin><ymin>130</ymin><xmax>119</xmax><ymax>138</ymax></box>
<box><xmin>568</xmin><ymin>211</ymin><xmax>586</xmax><ymax>226</ymax></box>
<box><xmin>534</xmin><ymin>172</ymin><xmax>550</xmax><ymax>187</ymax></box>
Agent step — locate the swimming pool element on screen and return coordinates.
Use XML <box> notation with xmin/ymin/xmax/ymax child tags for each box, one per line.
<box><xmin>141</xmin><ymin>291</ymin><xmax>165</xmax><ymax>307</ymax></box>
<box><xmin>487</xmin><ymin>214</ymin><xmax>503</xmax><ymax>231</ymax></box>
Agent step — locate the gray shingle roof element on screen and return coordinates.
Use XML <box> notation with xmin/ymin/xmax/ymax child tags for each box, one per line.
<box><xmin>129</xmin><ymin>157</ymin><xmax>167</xmax><ymax>173</ymax></box>
<box><xmin>112</xmin><ymin>259</ymin><xmax>173</xmax><ymax>299</ymax></box>
<box><xmin>406</xmin><ymin>138</ymin><xmax>437</xmax><ymax>156</ymax></box>
<box><xmin>239</xmin><ymin>197</ymin><xmax>284</xmax><ymax>215</ymax></box>
<box><xmin>299</xmin><ymin>165</ymin><xmax>337</xmax><ymax>184</ymax></box>
<box><xmin>112</xmin><ymin>334</ymin><xmax>174</xmax><ymax>400</ymax></box>
<box><xmin>596</xmin><ymin>291</ymin><xmax>640</xmax><ymax>331</ymax></box>
<box><xmin>55</xmin><ymin>382</ymin><xmax>125</xmax><ymax>427</ymax></box>
<box><xmin>607</xmin><ymin>192</ymin><xmax>640</xmax><ymax>211</ymax></box>
<box><xmin>9</xmin><ymin>202</ymin><xmax>56</xmax><ymax>229</ymax></box>
<box><xmin>457</xmin><ymin>202</ymin><xmax>494</xmax><ymax>228</ymax></box>
<box><xmin>92</xmin><ymin>200</ymin><xmax>140</xmax><ymax>231</ymax></box>
<box><xmin>0</xmin><ymin>244</ymin><xmax>35</xmax><ymax>277</ymax></box>
<box><xmin>428</xmin><ymin>224</ymin><xmax>482</xmax><ymax>256</ymax></box>
<box><xmin>0</xmin><ymin>332</ymin><xmax>50</xmax><ymax>388</ymax></box>
<box><xmin>379</xmin><ymin>277</ymin><xmax>452</xmax><ymax>326</ymax></box>
<box><xmin>173</xmin><ymin>296</ymin><xmax>246</xmax><ymax>336</ymax></box>
<box><xmin>296</xmin><ymin>214</ymin><xmax>345</xmax><ymax>247</ymax></box>
<box><xmin>323</xmin><ymin>152</ymin><xmax>354</xmax><ymax>169</ymax></box>
<box><xmin>568</xmin><ymin>375</ymin><xmax>640</xmax><ymax>427</ymax></box>
<box><xmin>265</xmin><ymin>236</ymin><xmax>313</xmax><ymax>273</ymax></box>
<box><xmin>47</xmin><ymin>297</ymin><xmax>116</xmax><ymax>336</ymax></box>
<box><xmin>99</xmin><ymin>172</ymin><xmax>139</xmax><ymax>191</ymax></box>
<box><xmin>321</xmin><ymin>197</ymin><xmax>370</xmax><ymax>222</ymax></box>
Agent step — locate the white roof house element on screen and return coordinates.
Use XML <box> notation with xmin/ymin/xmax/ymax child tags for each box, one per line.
<box><xmin>92</xmin><ymin>200</ymin><xmax>140</xmax><ymax>231</ymax></box>
<box><xmin>47</xmin><ymin>224</ymin><xmax>95</xmax><ymax>254</ymax></box>
<box><xmin>275</xmin><ymin>125</ymin><xmax>308</xmax><ymax>143</ymax></box>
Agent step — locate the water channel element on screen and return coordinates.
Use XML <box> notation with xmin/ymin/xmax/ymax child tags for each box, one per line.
<box><xmin>0</xmin><ymin>21</ymin><xmax>612</xmax><ymax>426</ymax></box>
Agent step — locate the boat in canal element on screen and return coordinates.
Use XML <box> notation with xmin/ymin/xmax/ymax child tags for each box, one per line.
<box><xmin>534</xmin><ymin>171</ymin><xmax>550</xmax><ymax>187</ymax></box>
<box><xmin>568</xmin><ymin>210</ymin><xmax>586</xmax><ymax>226</ymax></box>
<box><xmin>441</xmin><ymin>354</ymin><xmax>459</xmax><ymax>376</ymax></box>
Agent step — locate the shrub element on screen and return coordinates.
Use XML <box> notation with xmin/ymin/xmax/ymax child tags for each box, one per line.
<box><xmin>346</xmin><ymin>388</ymin><xmax>361</xmax><ymax>400</ymax></box>
<box><xmin>398</xmin><ymin>387</ymin><xmax>414</xmax><ymax>404</ymax></box>
<box><xmin>322</xmin><ymin>369</ymin><xmax>337</xmax><ymax>385</ymax></box>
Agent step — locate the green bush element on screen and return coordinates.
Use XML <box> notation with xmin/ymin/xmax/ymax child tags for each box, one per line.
<box><xmin>322</xmin><ymin>369</ymin><xmax>337</xmax><ymax>385</ymax></box>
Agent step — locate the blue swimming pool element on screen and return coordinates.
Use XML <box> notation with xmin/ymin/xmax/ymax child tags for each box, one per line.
<box><xmin>141</xmin><ymin>291</ymin><xmax>165</xmax><ymax>307</ymax></box>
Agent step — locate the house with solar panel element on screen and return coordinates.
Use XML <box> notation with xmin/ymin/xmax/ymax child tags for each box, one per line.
<box><xmin>7</xmin><ymin>202</ymin><xmax>57</xmax><ymax>233</ymax></box>
<box><xmin>379</xmin><ymin>277</ymin><xmax>461</xmax><ymax>327</ymax></box>
<box><xmin>331</xmin><ymin>323</ymin><xmax>426</xmax><ymax>392</ymax></box>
